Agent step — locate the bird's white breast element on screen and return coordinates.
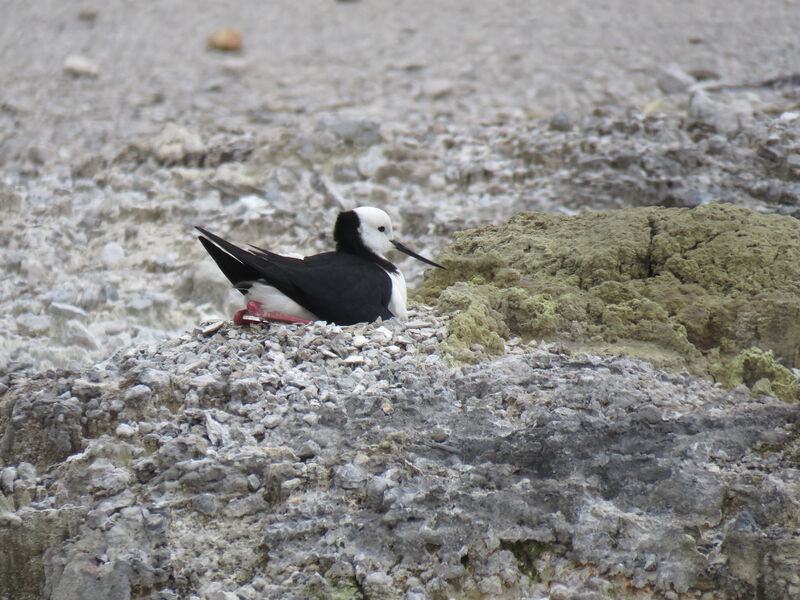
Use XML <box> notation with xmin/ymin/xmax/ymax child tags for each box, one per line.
<box><xmin>387</xmin><ymin>270</ymin><xmax>408</xmax><ymax>320</ymax></box>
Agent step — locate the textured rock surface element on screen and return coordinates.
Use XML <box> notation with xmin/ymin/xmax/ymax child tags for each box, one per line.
<box><xmin>2</xmin><ymin>316</ymin><xmax>800</xmax><ymax>599</ymax></box>
<box><xmin>419</xmin><ymin>204</ymin><xmax>800</xmax><ymax>400</ymax></box>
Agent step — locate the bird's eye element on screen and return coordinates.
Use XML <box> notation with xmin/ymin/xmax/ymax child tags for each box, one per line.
<box><xmin>378</xmin><ymin>226</ymin><xmax>386</xmax><ymax>232</ymax></box>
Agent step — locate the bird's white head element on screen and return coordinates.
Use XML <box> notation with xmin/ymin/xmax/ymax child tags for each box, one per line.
<box><xmin>353</xmin><ymin>206</ymin><xmax>394</xmax><ymax>258</ymax></box>
<box><xmin>335</xmin><ymin>206</ymin><xmax>445</xmax><ymax>271</ymax></box>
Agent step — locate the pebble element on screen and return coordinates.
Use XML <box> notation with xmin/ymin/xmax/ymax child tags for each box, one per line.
<box><xmin>16</xmin><ymin>313</ymin><xmax>52</xmax><ymax>336</ymax></box>
<box><xmin>0</xmin><ymin>512</ymin><xmax>23</xmax><ymax>527</ymax></box>
<box><xmin>192</xmin><ymin>493</ymin><xmax>218</xmax><ymax>516</ymax></box>
<box><xmin>63</xmin><ymin>54</ymin><xmax>99</xmax><ymax>77</ymax></box>
<box><xmin>430</xmin><ymin>426</ymin><xmax>449</xmax><ymax>442</ymax></box>
<box><xmin>262</xmin><ymin>415</ymin><xmax>282</xmax><ymax>429</ymax></box>
<box><xmin>201</xmin><ymin>321</ymin><xmax>225</xmax><ymax>336</ymax></box>
<box><xmin>207</xmin><ymin>27</ymin><xmax>243</xmax><ymax>52</ymax></box>
<box><xmin>0</xmin><ymin>467</ymin><xmax>17</xmax><ymax>494</ymax></box>
<box><xmin>372</xmin><ymin>326</ymin><xmax>393</xmax><ymax>344</ymax></box>
<box><xmin>124</xmin><ymin>385</ymin><xmax>152</xmax><ymax>407</ymax></box>
<box><xmin>656</xmin><ymin>62</ymin><xmax>695</xmax><ymax>94</ymax></box>
<box><xmin>319</xmin><ymin>118</ymin><xmax>382</xmax><ymax>147</ymax></box>
<box><xmin>115</xmin><ymin>423</ymin><xmax>136</xmax><ymax>438</ymax></box>
<box><xmin>77</xmin><ymin>6</ymin><xmax>98</xmax><ymax>21</ymax></box>
<box><xmin>296</xmin><ymin>440</ymin><xmax>321</xmax><ymax>460</ymax></box>
<box><xmin>335</xmin><ymin>463</ymin><xmax>368</xmax><ymax>489</ymax></box>
<box><xmin>280</xmin><ymin>478</ymin><xmax>303</xmax><ymax>493</ymax></box>
<box><xmin>549</xmin><ymin>113</ymin><xmax>572</xmax><ymax>131</ymax></box>
<box><xmin>20</xmin><ymin>257</ymin><xmax>47</xmax><ymax>283</ymax></box>
<box><xmin>302</xmin><ymin>413</ymin><xmax>320</xmax><ymax>426</ymax></box>
<box><xmin>50</xmin><ymin>302</ymin><xmax>89</xmax><ymax>321</ymax></box>
<box><xmin>61</xmin><ymin>319</ymin><xmax>100</xmax><ymax>350</ymax></box>
<box><xmin>223</xmin><ymin>494</ymin><xmax>267</xmax><ymax>517</ymax></box>
<box><xmin>687</xmin><ymin>91</ymin><xmax>753</xmax><ymax>136</ymax></box>
<box><xmin>363</xmin><ymin>571</ymin><xmax>394</xmax><ymax>594</ymax></box>
<box><xmin>153</xmin><ymin>124</ymin><xmax>205</xmax><ymax>165</ymax></box>
<box><xmin>100</xmin><ymin>242</ymin><xmax>126</xmax><ymax>268</ymax></box>
<box><xmin>421</xmin><ymin>78</ymin><xmax>455</xmax><ymax>99</ymax></box>
<box><xmin>357</xmin><ymin>146</ymin><xmax>387</xmax><ymax>178</ymax></box>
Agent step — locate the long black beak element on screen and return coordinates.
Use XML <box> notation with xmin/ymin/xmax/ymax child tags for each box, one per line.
<box><xmin>391</xmin><ymin>240</ymin><xmax>446</xmax><ymax>269</ymax></box>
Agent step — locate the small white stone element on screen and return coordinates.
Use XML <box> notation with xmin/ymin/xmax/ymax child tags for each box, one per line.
<box><xmin>363</xmin><ymin>571</ymin><xmax>393</xmax><ymax>591</ymax></box>
<box><xmin>281</xmin><ymin>478</ymin><xmax>303</xmax><ymax>492</ymax></box>
<box><xmin>352</xmin><ymin>335</ymin><xmax>368</xmax><ymax>348</ymax></box>
<box><xmin>153</xmin><ymin>123</ymin><xmax>205</xmax><ymax>164</ymax></box>
<box><xmin>101</xmin><ymin>242</ymin><xmax>126</xmax><ymax>268</ymax></box>
<box><xmin>16</xmin><ymin>463</ymin><xmax>36</xmax><ymax>482</ymax></box>
<box><xmin>430</xmin><ymin>426</ymin><xmax>449</xmax><ymax>442</ymax></box>
<box><xmin>344</xmin><ymin>355</ymin><xmax>364</xmax><ymax>365</ymax></box>
<box><xmin>16</xmin><ymin>313</ymin><xmax>52</xmax><ymax>336</ymax></box>
<box><xmin>302</xmin><ymin>413</ymin><xmax>320</xmax><ymax>426</ymax></box>
<box><xmin>372</xmin><ymin>326</ymin><xmax>392</xmax><ymax>344</ymax></box>
<box><xmin>429</xmin><ymin>173</ymin><xmax>447</xmax><ymax>189</ymax></box>
<box><xmin>50</xmin><ymin>302</ymin><xmax>88</xmax><ymax>320</ymax></box>
<box><xmin>115</xmin><ymin>423</ymin><xmax>136</xmax><ymax>438</ymax></box>
<box><xmin>422</xmin><ymin>77</ymin><xmax>454</xmax><ymax>99</ymax></box>
<box><xmin>357</xmin><ymin>146</ymin><xmax>387</xmax><ymax>178</ymax></box>
<box><xmin>0</xmin><ymin>467</ymin><xmax>17</xmax><ymax>494</ymax></box>
<box><xmin>0</xmin><ymin>512</ymin><xmax>23</xmax><ymax>528</ymax></box>
<box><xmin>234</xmin><ymin>194</ymin><xmax>270</xmax><ymax>217</ymax></box>
<box><xmin>262</xmin><ymin>414</ymin><xmax>282</xmax><ymax>429</ymax></box>
<box><xmin>201</xmin><ymin>321</ymin><xmax>225</xmax><ymax>336</ymax></box>
<box><xmin>61</xmin><ymin>319</ymin><xmax>100</xmax><ymax>350</ymax></box>
<box><xmin>656</xmin><ymin>62</ymin><xmax>694</xmax><ymax>94</ymax></box>
<box><xmin>63</xmin><ymin>54</ymin><xmax>99</xmax><ymax>78</ymax></box>
<box><xmin>20</xmin><ymin>257</ymin><xmax>47</xmax><ymax>283</ymax></box>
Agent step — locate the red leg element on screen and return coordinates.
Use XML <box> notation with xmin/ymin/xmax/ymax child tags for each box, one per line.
<box><xmin>264</xmin><ymin>312</ymin><xmax>313</xmax><ymax>324</ymax></box>
<box><xmin>246</xmin><ymin>300</ymin><xmax>265</xmax><ymax>318</ymax></box>
<box><xmin>235</xmin><ymin>300</ymin><xmax>313</xmax><ymax>326</ymax></box>
<box><xmin>233</xmin><ymin>309</ymin><xmax>249</xmax><ymax>327</ymax></box>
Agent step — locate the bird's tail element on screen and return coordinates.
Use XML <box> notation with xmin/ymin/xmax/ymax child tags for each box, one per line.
<box><xmin>196</xmin><ymin>227</ymin><xmax>258</xmax><ymax>294</ymax></box>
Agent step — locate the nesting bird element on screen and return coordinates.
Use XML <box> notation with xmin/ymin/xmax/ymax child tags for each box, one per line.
<box><xmin>196</xmin><ymin>206</ymin><xmax>444</xmax><ymax>326</ymax></box>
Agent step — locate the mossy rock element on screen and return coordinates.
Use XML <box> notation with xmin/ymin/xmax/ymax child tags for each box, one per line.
<box><xmin>710</xmin><ymin>347</ymin><xmax>799</xmax><ymax>403</ymax></box>
<box><xmin>416</xmin><ymin>204</ymin><xmax>800</xmax><ymax>401</ymax></box>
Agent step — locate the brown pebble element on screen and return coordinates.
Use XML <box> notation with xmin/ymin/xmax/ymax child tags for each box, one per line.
<box><xmin>207</xmin><ymin>28</ymin><xmax>243</xmax><ymax>52</ymax></box>
<box><xmin>77</xmin><ymin>6</ymin><xmax>98</xmax><ymax>21</ymax></box>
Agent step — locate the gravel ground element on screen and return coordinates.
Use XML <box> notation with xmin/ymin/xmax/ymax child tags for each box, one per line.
<box><xmin>4</xmin><ymin>314</ymin><xmax>799</xmax><ymax>600</ymax></box>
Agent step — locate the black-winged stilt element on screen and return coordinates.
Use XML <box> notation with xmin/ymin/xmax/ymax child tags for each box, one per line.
<box><xmin>196</xmin><ymin>206</ymin><xmax>444</xmax><ymax>326</ymax></box>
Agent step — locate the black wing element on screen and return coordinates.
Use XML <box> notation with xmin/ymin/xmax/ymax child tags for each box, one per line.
<box><xmin>196</xmin><ymin>227</ymin><xmax>394</xmax><ymax>325</ymax></box>
<box><xmin>295</xmin><ymin>252</ymin><xmax>394</xmax><ymax>324</ymax></box>
<box><xmin>196</xmin><ymin>226</ymin><xmax>303</xmax><ymax>295</ymax></box>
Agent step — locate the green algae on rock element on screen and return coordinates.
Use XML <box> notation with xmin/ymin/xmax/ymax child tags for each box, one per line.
<box><xmin>417</xmin><ymin>204</ymin><xmax>800</xmax><ymax>399</ymax></box>
<box><xmin>710</xmin><ymin>347</ymin><xmax>799</xmax><ymax>403</ymax></box>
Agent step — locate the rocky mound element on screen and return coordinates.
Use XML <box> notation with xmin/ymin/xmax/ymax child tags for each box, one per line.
<box><xmin>2</xmin><ymin>310</ymin><xmax>800</xmax><ymax>600</ymax></box>
<box><xmin>418</xmin><ymin>203</ymin><xmax>800</xmax><ymax>401</ymax></box>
